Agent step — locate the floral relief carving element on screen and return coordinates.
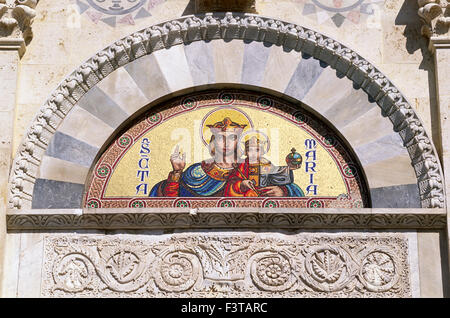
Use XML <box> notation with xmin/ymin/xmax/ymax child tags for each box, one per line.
<box><xmin>250</xmin><ymin>252</ymin><xmax>294</xmax><ymax>292</ymax></box>
<box><xmin>154</xmin><ymin>251</ymin><xmax>202</xmax><ymax>292</ymax></box>
<box><xmin>359</xmin><ymin>250</ymin><xmax>398</xmax><ymax>292</ymax></box>
<box><xmin>42</xmin><ymin>233</ymin><xmax>412</xmax><ymax>297</ymax></box>
<box><xmin>302</xmin><ymin>245</ymin><xmax>357</xmax><ymax>292</ymax></box>
<box><xmin>53</xmin><ymin>253</ymin><xmax>95</xmax><ymax>293</ymax></box>
<box><xmin>7</xmin><ymin>210</ymin><xmax>447</xmax><ymax>231</ymax></box>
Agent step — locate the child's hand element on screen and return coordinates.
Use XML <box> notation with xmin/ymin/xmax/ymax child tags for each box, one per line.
<box><xmin>241</xmin><ymin>179</ymin><xmax>257</xmax><ymax>192</ymax></box>
<box><xmin>259</xmin><ymin>186</ymin><xmax>285</xmax><ymax>197</ymax></box>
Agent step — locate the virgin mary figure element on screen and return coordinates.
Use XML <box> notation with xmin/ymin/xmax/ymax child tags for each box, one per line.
<box><xmin>149</xmin><ymin>113</ymin><xmax>304</xmax><ymax>197</ymax></box>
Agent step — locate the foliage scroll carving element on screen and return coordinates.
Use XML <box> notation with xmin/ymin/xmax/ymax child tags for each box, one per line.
<box><xmin>42</xmin><ymin>233</ymin><xmax>412</xmax><ymax>297</ymax></box>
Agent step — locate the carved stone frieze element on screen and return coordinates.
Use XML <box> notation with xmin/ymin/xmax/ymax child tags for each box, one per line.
<box><xmin>0</xmin><ymin>0</ymin><xmax>39</xmax><ymax>55</ymax></box>
<box><xmin>6</xmin><ymin>209</ymin><xmax>448</xmax><ymax>230</ymax></box>
<box><xmin>418</xmin><ymin>0</ymin><xmax>450</xmax><ymax>39</ymax></box>
<box><xmin>41</xmin><ymin>233</ymin><xmax>412</xmax><ymax>297</ymax></box>
<box><xmin>9</xmin><ymin>12</ymin><xmax>445</xmax><ymax>209</ymax></box>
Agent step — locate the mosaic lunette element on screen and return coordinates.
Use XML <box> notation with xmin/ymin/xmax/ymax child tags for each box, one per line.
<box><xmin>84</xmin><ymin>91</ymin><xmax>369</xmax><ymax>208</ymax></box>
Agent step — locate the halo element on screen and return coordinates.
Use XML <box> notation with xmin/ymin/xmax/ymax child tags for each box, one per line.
<box><xmin>238</xmin><ymin>129</ymin><xmax>271</xmax><ymax>155</ymax></box>
<box><xmin>200</xmin><ymin>107</ymin><xmax>253</xmax><ymax>146</ymax></box>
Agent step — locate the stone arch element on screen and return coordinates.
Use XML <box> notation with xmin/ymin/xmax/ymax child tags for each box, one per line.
<box><xmin>8</xmin><ymin>12</ymin><xmax>445</xmax><ymax>210</ymax></box>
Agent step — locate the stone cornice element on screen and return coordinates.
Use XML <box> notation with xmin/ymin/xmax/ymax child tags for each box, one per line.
<box><xmin>8</xmin><ymin>12</ymin><xmax>446</xmax><ymax>209</ymax></box>
<box><xmin>0</xmin><ymin>0</ymin><xmax>39</xmax><ymax>56</ymax></box>
<box><xmin>418</xmin><ymin>0</ymin><xmax>450</xmax><ymax>49</ymax></box>
<box><xmin>6</xmin><ymin>208</ymin><xmax>447</xmax><ymax>230</ymax></box>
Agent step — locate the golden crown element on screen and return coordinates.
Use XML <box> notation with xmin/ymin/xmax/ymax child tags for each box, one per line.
<box><xmin>207</xmin><ymin>117</ymin><xmax>247</xmax><ymax>132</ymax></box>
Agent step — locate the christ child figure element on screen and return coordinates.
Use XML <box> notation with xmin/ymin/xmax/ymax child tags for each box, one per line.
<box><xmin>225</xmin><ymin>135</ymin><xmax>305</xmax><ymax>197</ymax></box>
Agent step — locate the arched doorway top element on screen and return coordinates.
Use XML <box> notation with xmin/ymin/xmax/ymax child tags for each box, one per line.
<box><xmin>9</xmin><ymin>12</ymin><xmax>445</xmax><ymax>209</ymax></box>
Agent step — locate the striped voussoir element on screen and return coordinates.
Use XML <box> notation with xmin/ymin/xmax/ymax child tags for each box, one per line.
<box><xmin>8</xmin><ymin>12</ymin><xmax>444</xmax><ymax>209</ymax></box>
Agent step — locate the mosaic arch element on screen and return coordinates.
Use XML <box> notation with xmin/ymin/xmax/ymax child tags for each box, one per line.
<box><xmin>9</xmin><ymin>12</ymin><xmax>445</xmax><ymax>210</ymax></box>
<box><xmin>84</xmin><ymin>90</ymin><xmax>369</xmax><ymax>209</ymax></box>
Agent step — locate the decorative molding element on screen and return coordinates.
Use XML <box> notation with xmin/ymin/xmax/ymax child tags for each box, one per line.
<box><xmin>6</xmin><ymin>208</ymin><xmax>447</xmax><ymax>230</ymax></box>
<box><xmin>8</xmin><ymin>12</ymin><xmax>446</xmax><ymax>209</ymax></box>
<box><xmin>41</xmin><ymin>233</ymin><xmax>412</xmax><ymax>297</ymax></box>
<box><xmin>195</xmin><ymin>0</ymin><xmax>256</xmax><ymax>13</ymax></box>
<box><xmin>418</xmin><ymin>0</ymin><xmax>450</xmax><ymax>42</ymax></box>
<box><xmin>0</xmin><ymin>0</ymin><xmax>39</xmax><ymax>56</ymax></box>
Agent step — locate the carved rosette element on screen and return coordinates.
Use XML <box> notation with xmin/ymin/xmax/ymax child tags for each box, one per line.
<box><xmin>153</xmin><ymin>251</ymin><xmax>202</xmax><ymax>292</ymax></box>
<box><xmin>250</xmin><ymin>252</ymin><xmax>294</xmax><ymax>292</ymax></box>
<box><xmin>9</xmin><ymin>12</ymin><xmax>445</xmax><ymax>210</ymax></box>
<box><xmin>359</xmin><ymin>249</ymin><xmax>399</xmax><ymax>292</ymax></box>
<box><xmin>42</xmin><ymin>233</ymin><xmax>412</xmax><ymax>297</ymax></box>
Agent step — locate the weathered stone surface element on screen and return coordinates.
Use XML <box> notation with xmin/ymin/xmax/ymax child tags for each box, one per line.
<box><xmin>153</xmin><ymin>45</ymin><xmax>194</xmax><ymax>93</ymax></box>
<box><xmin>355</xmin><ymin>133</ymin><xmax>409</xmax><ymax>166</ymax></box>
<box><xmin>417</xmin><ymin>231</ymin><xmax>446</xmax><ymax>297</ymax></box>
<box><xmin>124</xmin><ymin>54</ymin><xmax>171</xmax><ymax>103</ymax></box>
<box><xmin>370</xmin><ymin>184</ymin><xmax>422</xmax><ymax>209</ymax></box>
<box><xmin>57</xmin><ymin>105</ymin><xmax>114</xmax><ymax>148</ymax></box>
<box><xmin>37</xmin><ymin>155</ymin><xmax>90</xmax><ymax>185</ymax></box>
<box><xmin>212</xmin><ymin>39</ymin><xmax>245</xmax><ymax>83</ymax></box>
<box><xmin>31</xmin><ymin>179</ymin><xmax>84</xmax><ymax>209</ymax></box>
<box><xmin>77</xmin><ymin>86</ymin><xmax>129</xmax><ymax>129</ymax></box>
<box><xmin>363</xmin><ymin>154</ymin><xmax>419</xmax><ymax>189</ymax></box>
<box><xmin>95</xmin><ymin>67</ymin><xmax>150</xmax><ymax>116</ymax></box>
<box><xmin>184</xmin><ymin>40</ymin><xmax>216</xmax><ymax>86</ymax></box>
<box><xmin>284</xmin><ymin>55</ymin><xmax>326</xmax><ymax>102</ymax></box>
<box><xmin>41</xmin><ymin>232</ymin><xmax>412</xmax><ymax>297</ymax></box>
<box><xmin>261</xmin><ymin>44</ymin><xmax>303</xmax><ymax>94</ymax></box>
<box><xmin>241</xmin><ymin>41</ymin><xmax>271</xmax><ymax>86</ymax></box>
<box><xmin>45</xmin><ymin>131</ymin><xmax>98</xmax><ymax>168</ymax></box>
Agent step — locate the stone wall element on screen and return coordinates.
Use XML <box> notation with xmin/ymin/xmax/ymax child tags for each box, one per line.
<box><xmin>1</xmin><ymin>0</ymin><xmax>448</xmax><ymax>298</ymax></box>
<box><xmin>2</xmin><ymin>228</ymin><xmax>448</xmax><ymax>297</ymax></box>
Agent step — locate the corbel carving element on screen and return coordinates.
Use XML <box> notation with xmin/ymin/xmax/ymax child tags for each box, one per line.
<box><xmin>418</xmin><ymin>0</ymin><xmax>449</xmax><ymax>39</ymax></box>
<box><xmin>0</xmin><ymin>0</ymin><xmax>39</xmax><ymax>56</ymax></box>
